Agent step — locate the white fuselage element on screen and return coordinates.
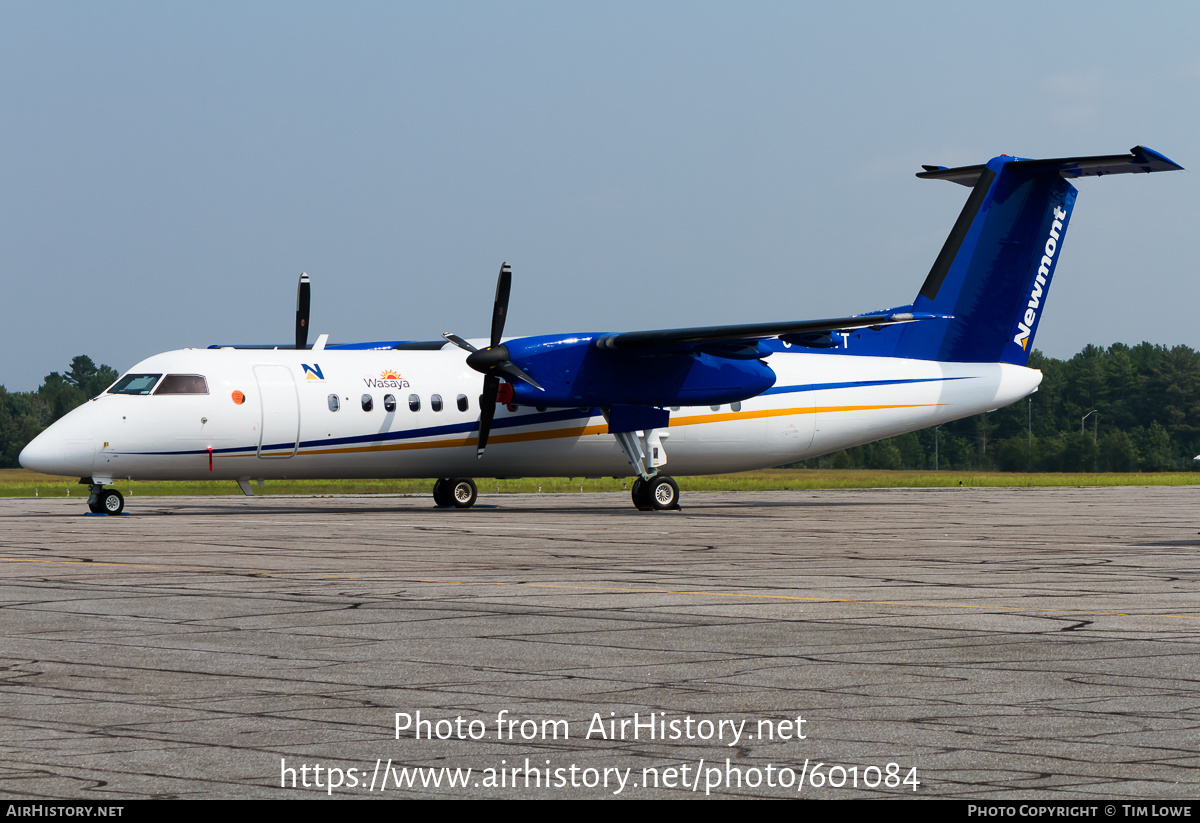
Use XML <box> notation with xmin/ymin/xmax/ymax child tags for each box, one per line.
<box><xmin>21</xmin><ymin>346</ymin><xmax>1041</xmax><ymax>484</ymax></box>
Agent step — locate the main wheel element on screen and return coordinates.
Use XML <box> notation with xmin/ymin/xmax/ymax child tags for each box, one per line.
<box><xmin>432</xmin><ymin>478</ymin><xmax>453</xmax><ymax>507</ymax></box>
<box><xmin>631</xmin><ymin>478</ymin><xmax>653</xmax><ymax>511</ymax></box>
<box><xmin>450</xmin><ymin>478</ymin><xmax>478</xmax><ymax>509</ymax></box>
<box><xmin>646</xmin><ymin>476</ymin><xmax>679</xmax><ymax>511</ymax></box>
<box><xmin>100</xmin><ymin>490</ymin><xmax>124</xmax><ymax>516</ymax></box>
<box><xmin>88</xmin><ymin>498</ymin><xmax>105</xmax><ymax>514</ymax></box>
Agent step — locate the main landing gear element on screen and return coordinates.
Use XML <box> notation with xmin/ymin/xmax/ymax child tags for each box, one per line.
<box><xmin>429</xmin><ymin>475</ymin><xmax>682</xmax><ymax>511</ymax></box>
<box><xmin>631</xmin><ymin>475</ymin><xmax>680</xmax><ymax>511</ymax></box>
<box><xmin>433</xmin><ymin>477</ymin><xmax>478</xmax><ymax>509</ymax></box>
<box><xmin>86</xmin><ymin>484</ymin><xmax>124</xmax><ymax>516</ymax></box>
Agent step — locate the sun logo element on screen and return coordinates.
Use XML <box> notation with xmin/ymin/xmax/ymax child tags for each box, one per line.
<box><xmin>380</xmin><ymin>369</ymin><xmax>402</xmax><ymax>380</ymax></box>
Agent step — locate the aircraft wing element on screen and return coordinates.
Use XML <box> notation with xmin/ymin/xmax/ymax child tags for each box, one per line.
<box><xmin>593</xmin><ymin>310</ymin><xmax>946</xmax><ymax>353</ymax></box>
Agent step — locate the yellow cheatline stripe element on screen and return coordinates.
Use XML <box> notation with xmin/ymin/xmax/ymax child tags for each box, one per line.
<box><xmin>670</xmin><ymin>403</ymin><xmax>941</xmax><ymax>427</ymax></box>
<box><xmin>416</xmin><ymin>579</ymin><xmax>1200</xmax><ymax>620</ymax></box>
<box><xmin>284</xmin><ymin>404</ymin><xmax>941</xmax><ymax>458</ymax></box>
<box><xmin>303</xmin><ymin>423</ymin><xmax>609</xmax><ymax>457</ymax></box>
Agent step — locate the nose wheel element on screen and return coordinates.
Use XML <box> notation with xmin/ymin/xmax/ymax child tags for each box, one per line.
<box><xmin>87</xmin><ymin>487</ymin><xmax>125</xmax><ymax>516</ymax></box>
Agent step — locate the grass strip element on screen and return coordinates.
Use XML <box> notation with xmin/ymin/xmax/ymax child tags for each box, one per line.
<box><xmin>4</xmin><ymin>468</ymin><xmax>1198</xmax><ymax>498</ymax></box>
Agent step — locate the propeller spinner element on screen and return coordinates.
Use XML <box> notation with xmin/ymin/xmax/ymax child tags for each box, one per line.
<box><xmin>443</xmin><ymin>263</ymin><xmax>542</xmax><ymax>458</ymax></box>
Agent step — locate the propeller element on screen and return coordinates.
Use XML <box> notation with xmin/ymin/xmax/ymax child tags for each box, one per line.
<box><xmin>443</xmin><ymin>263</ymin><xmax>542</xmax><ymax>457</ymax></box>
<box><xmin>295</xmin><ymin>273</ymin><xmax>311</xmax><ymax>350</ymax></box>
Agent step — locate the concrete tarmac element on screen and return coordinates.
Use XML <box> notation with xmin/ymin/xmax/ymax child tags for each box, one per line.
<box><xmin>1</xmin><ymin>486</ymin><xmax>1198</xmax><ymax>799</ymax></box>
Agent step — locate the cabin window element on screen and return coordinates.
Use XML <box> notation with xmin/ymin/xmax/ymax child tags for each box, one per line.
<box><xmin>328</xmin><ymin>394</ymin><xmax>340</xmax><ymax>412</ymax></box>
<box><xmin>361</xmin><ymin>394</ymin><xmax>374</xmax><ymax>412</ymax></box>
<box><xmin>108</xmin><ymin>374</ymin><xmax>162</xmax><ymax>395</ymax></box>
<box><xmin>710</xmin><ymin>404</ymin><xmax>721</xmax><ymax>411</ymax></box>
<box><xmin>670</xmin><ymin>406</ymin><xmax>680</xmax><ymax>411</ymax></box>
<box><xmin>408</xmin><ymin>394</ymin><xmax>420</xmax><ymax>412</ymax></box>
<box><xmin>154</xmin><ymin>374</ymin><xmax>209</xmax><ymax>395</ymax></box>
<box><xmin>457</xmin><ymin>394</ymin><xmax>469</xmax><ymax>412</ymax></box>
<box><xmin>384</xmin><ymin>394</ymin><xmax>396</xmax><ymax>412</ymax></box>
<box><xmin>731</xmin><ymin>401</ymin><xmax>742</xmax><ymax>412</ymax></box>
<box><xmin>431</xmin><ymin>394</ymin><xmax>443</xmax><ymax>412</ymax></box>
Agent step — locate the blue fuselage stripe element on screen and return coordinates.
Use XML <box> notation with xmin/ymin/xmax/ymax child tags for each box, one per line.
<box><xmin>761</xmin><ymin>376</ymin><xmax>971</xmax><ymax>395</ymax></box>
<box><xmin>135</xmin><ymin>407</ymin><xmax>598</xmax><ymax>457</ymax></box>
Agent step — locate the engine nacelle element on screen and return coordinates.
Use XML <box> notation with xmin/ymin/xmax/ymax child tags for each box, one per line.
<box><xmin>504</xmin><ymin>334</ymin><xmax>776</xmax><ymax>408</ymax></box>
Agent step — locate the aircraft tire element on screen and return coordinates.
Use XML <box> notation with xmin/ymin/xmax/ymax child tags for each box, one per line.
<box><xmin>450</xmin><ymin>478</ymin><xmax>478</xmax><ymax>509</ymax></box>
<box><xmin>88</xmin><ymin>498</ymin><xmax>105</xmax><ymax>514</ymax></box>
<box><xmin>432</xmin><ymin>478</ymin><xmax>453</xmax><ymax>508</ymax></box>
<box><xmin>647</xmin><ymin>476</ymin><xmax>680</xmax><ymax>511</ymax></box>
<box><xmin>630</xmin><ymin>478</ymin><xmax>653</xmax><ymax>511</ymax></box>
<box><xmin>101</xmin><ymin>490</ymin><xmax>124</xmax><ymax>516</ymax></box>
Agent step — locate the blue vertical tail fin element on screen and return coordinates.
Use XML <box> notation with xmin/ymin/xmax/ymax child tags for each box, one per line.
<box><xmin>881</xmin><ymin>146</ymin><xmax>1182</xmax><ymax>365</ymax></box>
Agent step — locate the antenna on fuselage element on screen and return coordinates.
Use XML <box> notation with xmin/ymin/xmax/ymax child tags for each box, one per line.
<box><xmin>295</xmin><ymin>273</ymin><xmax>311</xmax><ymax>350</ymax></box>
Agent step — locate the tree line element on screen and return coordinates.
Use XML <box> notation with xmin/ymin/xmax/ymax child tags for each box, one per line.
<box><xmin>3</xmin><ymin>345</ymin><xmax>1199</xmax><ymax>471</ymax></box>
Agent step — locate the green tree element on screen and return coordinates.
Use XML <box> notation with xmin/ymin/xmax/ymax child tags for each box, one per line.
<box><xmin>65</xmin><ymin>355</ymin><xmax>118</xmax><ymax>398</ymax></box>
<box><xmin>1133</xmin><ymin>423</ymin><xmax>1172</xmax><ymax>472</ymax></box>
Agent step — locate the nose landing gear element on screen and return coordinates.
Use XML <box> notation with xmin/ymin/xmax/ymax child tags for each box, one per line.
<box><xmin>86</xmin><ymin>485</ymin><xmax>125</xmax><ymax>516</ymax></box>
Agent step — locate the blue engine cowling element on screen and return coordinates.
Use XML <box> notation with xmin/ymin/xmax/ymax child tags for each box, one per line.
<box><xmin>504</xmin><ymin>334</ymin><xmax>776</xmax><ymax>408</ymax></box>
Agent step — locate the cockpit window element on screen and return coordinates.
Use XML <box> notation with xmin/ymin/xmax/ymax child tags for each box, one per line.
<box><xmin>154</xmin><ymin>374</ymin><xmax>209</xmax><ymax>395</ymax></box>
<box><xmin>108</xmin><ymin>374</ymin><xmax>162</xmax><ymax>395</ymax></box>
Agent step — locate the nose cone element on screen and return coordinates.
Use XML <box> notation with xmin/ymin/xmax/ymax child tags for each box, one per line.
<box><xmin>19</xmin><ymin>426</ymin><xmax>62</xmax><ymax>474</ymax></box>
<box><xmin>19</xmin><ymin>407</ymin><xmax>97</xmax><ymax>477</ymax></box>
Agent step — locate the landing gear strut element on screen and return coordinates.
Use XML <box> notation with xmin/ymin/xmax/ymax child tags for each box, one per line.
<box><xmin>631</xmin><ymin>475</ymin><xmax>680</xmax><ymax>511</ymax></box>
<box><xmin>86</xmin><ymin>485</ymin><xmax>124</xmax><ymax>516</ymax></box>
<box><xmin>433</xmin><ymin>477</ymin><xmax>478</xmax><ymax>509</ymax></box>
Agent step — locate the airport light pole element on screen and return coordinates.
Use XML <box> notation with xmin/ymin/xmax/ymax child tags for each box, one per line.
<box><xmin>1081</xmin><ymin>409</ymin><xmax>1096</xmax><ymax>435</ymax></box>
<box><xmin>934</xmin><ymin>424</ymin><xmax>944</xmax><ymax>471</ymax></box>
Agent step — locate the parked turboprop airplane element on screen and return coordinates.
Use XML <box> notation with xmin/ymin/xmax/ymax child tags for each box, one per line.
<box><xmin>20</xmin><ymin>147</ymin><xmax>1182</xmax><ymax>514</ymax></box>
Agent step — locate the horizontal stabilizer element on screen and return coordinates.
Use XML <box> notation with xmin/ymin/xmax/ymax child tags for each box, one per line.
<box><xmin>917</xmin><ymin>145</ymin><xmax>1183</xmax><ymax>187</ymax></box>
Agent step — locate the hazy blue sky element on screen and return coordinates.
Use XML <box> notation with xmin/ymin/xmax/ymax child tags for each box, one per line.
<box><xmin>2</xmin><ymin>1</ymin><xmax>1194</xmax><ymax>390</ymax></box>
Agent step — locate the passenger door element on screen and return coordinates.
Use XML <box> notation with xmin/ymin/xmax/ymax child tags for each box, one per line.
<box><xmin>254</xmin><ymin>365</ymin><xmax>300</xmax><ymax>458</ymax></box>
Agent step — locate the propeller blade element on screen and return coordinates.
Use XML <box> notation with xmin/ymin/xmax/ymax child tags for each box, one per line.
<box><xmin>490</xmin><ymin>263</ymin><xmax>511</xmax><ymax>347</ymax></box>
<box><xmin>500</xmin><ymin>361</ymin><xmax>543</xmax><ymax>391</ymax></box>
<box><xmin>477</xmin><ymin>375</ymin><xmax>500</xmax><ymax>458</ymax></box>
<box><xmin>441</xmin><ymin>333</ymin><xmax>478</xmax><ymax>353</ymax></box>
<box><xmin>452</xmin><ymin>262</ymin><xmax>540</xmax><ymax>457</ymax></box>
<box><xmin>295</xmin><ymin>273</ymin><xmax>311</xmax><ymax>350</ymax></box>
